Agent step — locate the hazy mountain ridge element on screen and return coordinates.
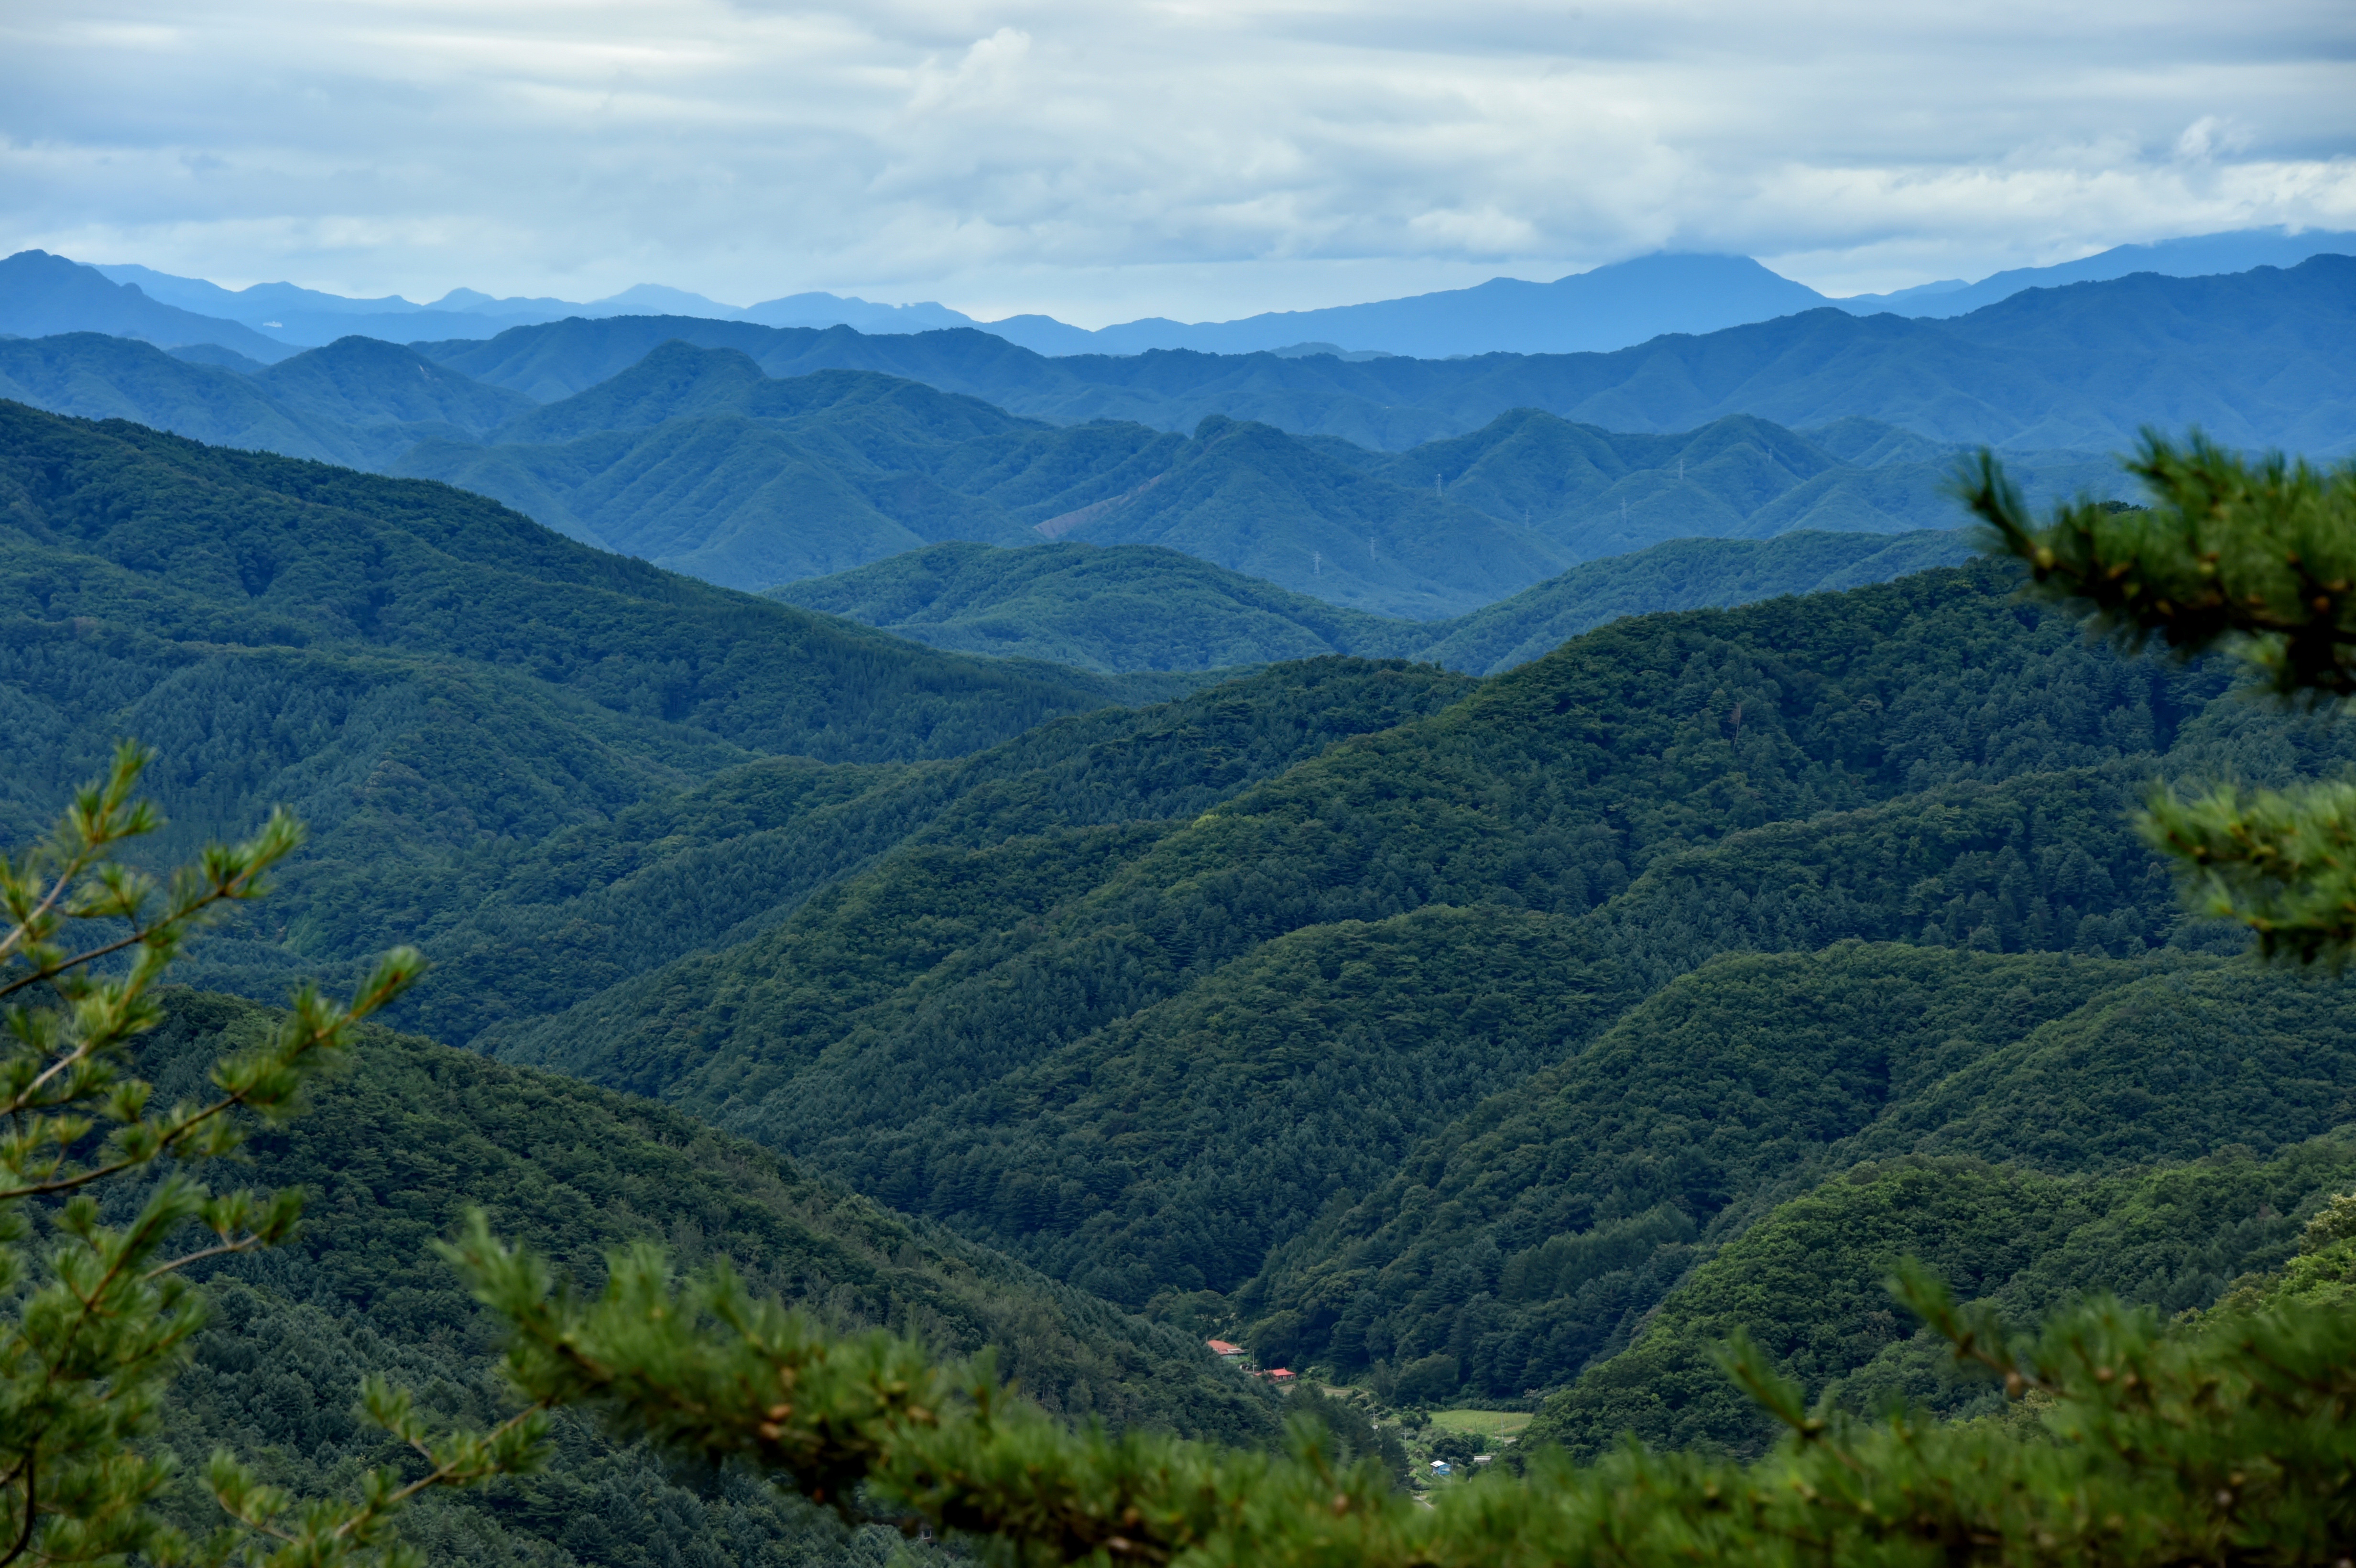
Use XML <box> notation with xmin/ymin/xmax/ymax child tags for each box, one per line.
<box><xmin>22</xmin><ymin>257</ymin><xmax>2343</xmax><ymax>470</ymax></box>
<box><xmin>398</xmin><ymin>356</ymin><xmax>2028</xmax><ymax>612</ymax></box>
<box><xmin>1834</xmin><ymin>226</ymin><xmax>2356</xmax><ymax>319</ymax></box>
<box><xmin>4</xmin><ymin>256</ymin><xmax>2342</xmax><ymax>622</ymax></box>
<box><xmin>0</xmin><ymin>324</ymin><xmax>2118</xmax><ymax>612</ymax></box>
<box><xmin>50</xmin><ymin>223</ymin><xmax>2355</xmax><ymax>359</ymax></box>
<box><xmin>409</xmin><ymin>258</ymin><xmax>2356</xmax><ymax>455</ymax></box>
<box><xmin>0</xmin><ymin>250</ymin><xmax>295</xmax><ymax>361</ymax></box>
<box><xmin>985</xmin><ymin>254</ymin><xmax>1829</xmax><ymax>358</ymax></box>
<box><xmin>86</xmin><ymin>257</ymin><xmax>979</xmax><ymax>350</ymax></box>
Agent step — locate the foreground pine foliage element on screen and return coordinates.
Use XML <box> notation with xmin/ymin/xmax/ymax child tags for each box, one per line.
<box><xmin>437</xmin><ymin>1211</ymin><xmax>2356</xmax><ymax>1567</ymax></box>
<box><xmin>0</xmin><ymin>746</ymin><xmax>541</xmax><ymax>1567</ymax></box>
<box><xmin>1967</xmin><ymin>432</ymin><xmax>2356</xmax><ymax>962</ymax></box>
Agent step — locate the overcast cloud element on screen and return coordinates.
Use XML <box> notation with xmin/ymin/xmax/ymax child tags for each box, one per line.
<box><xmin>3</xmin><ymin>0</ymin><xmax>2352</xmax><ymax>324</ymax></box>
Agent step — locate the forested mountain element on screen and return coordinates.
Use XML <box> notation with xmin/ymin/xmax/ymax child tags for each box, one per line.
<box><xmin>0</xmin><ymin>400</ymin><xmax>1207</xmax><ymax>933</ymax></box>
<box><xmin>414</xmin><ymin>555</ymin><xmax>2356</xmax><ymax>1415</ymax></box>
<box><xmin>0</xmin><ymin>331</ymin><xmax>542</xmax><ymax>470</ymax></box>
<box><xmin>0</xmin><ymin>333</ymin><xmax>380</xmax><ymax>465</ymax></box>
<box><xmin>145</xmin><ymin>990</ymin><xmax>1272</xmax><ymax>1568</ymax></box>
<box><xmin>8</xmin><ymin>392</ymin><xmax>2352</xmax><ymax>1496</ymax></box>
<box><xmin>773</xmin><ymin>540</ymin><xmax>1422</xmax><ymax>670</ymax></box>
<box><xmin>249</xmin><ymin>333</ymin><xmax>538</xmax><ymax>436</ymax></box>
<box><xmin>1023</xmin><ymin>413</ymin><xmax>1564</xmax><ymax>616</ymax></box>
<box><xmin>1237</xmin><ymin>946</ymin><xmax>2355</xmax><ymax>1401</ymax></box>
<box><xmin>187</xmin><ymin>656</ymin><xmax>1478</xmax><ymax>1055</ymax></box>
<box><xmin>392</xmin><ymin>357</ymin><xmax>2020</xmax><ymax>607</ymax></box>
<box><xmin>770</xmin><ymin>530</ymin><xmax>1974</xmax><ymax>675</ymax></box>
<box><xmin>1527</xmin><ymin>1129</ymin><xmax>2356</xmax><ymax>1456</ymax></box>
<box><xmin>1367</xmin><ymin>410</ymin><xmax>2042</xmax><ymax>557</ymax></box>
<box><xmin>1413</xmin><ymin>529</ymin><xmax>1976</xmax><ymax>673</ymax></box>
<box><xmin>13</xmin><ymin>252</ymin><xmax>2353</xmax><ymax>466</ymax></box>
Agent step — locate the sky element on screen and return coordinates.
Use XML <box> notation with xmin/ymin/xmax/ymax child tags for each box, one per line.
<box><xmin>3</xmin><ymin>1</ymin><xmax>2353</xmax><ymax>327</ymax></box>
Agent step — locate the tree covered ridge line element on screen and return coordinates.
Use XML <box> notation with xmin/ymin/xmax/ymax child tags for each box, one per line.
<box><xmin>0</xmin><ymin>394</ymin><xmax>1240</xmax><ymax>1022</ymax></box>
<box><xmin>482</xmin><ymin>544</ymin><xmax>2345</xmax><ymax>1402</ymax></box>
<box><xmin>0</xmin><ymin>395</ymin><xmax>1190</xmax><ymax>768</ymax></box>
<box><xmin>764</xmin><ymin>531</ymin><xmax>1979</xmax><ymax>678</ymax></box>
<box><xmin>0</xmin><ymin>329</ymin><xmax>2059</xmax><ymax>620</ymax></box>
<box><xmin>1523</xmin><ymin>1132</ymin><xmax>2356</xmax><ymax>1459</ymax></box>
<box><xmin>1215</xmin><ymin>434</ymin><xmax>2356</xmax><ymax>1398</ymax></box>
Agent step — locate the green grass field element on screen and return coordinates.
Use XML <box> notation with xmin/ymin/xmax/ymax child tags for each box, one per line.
<box><xmin>1427</xmin><ymin>1409</ymin><xmax>1533</xmax><ymax>1444</ymax></box>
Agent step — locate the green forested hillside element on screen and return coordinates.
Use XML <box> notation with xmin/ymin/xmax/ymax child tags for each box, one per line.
<box><xmin>397</xmin><ymin>413</ymin><xmax>1043</xmax><ymax>584</ymax></box>
<box><xmin>401</xmin><ymin>379</ymin><xmax>2101</xmax><ymax>609</ymax></box>
<box><xmin>1052</xmin><ymin>414</ymin><xmax>1564</xmax><ymax>616</ymax></box>
<box><xmin>390</xmin><ymin>344</ymin><xmax>1558</xmax><ymax>610</ymax></box>
<box><xmin>0</xmin><ymin>400</ymin><xmax>1210</xmax><ymax>992</ymax></box>
<box><xmin>0</xmin><ymin>332</ymin><xmax>539</xmax><ymax>471</ymax></box>
<box><xmin>504</xmin><ymin>553</ymin><xmax>2205</xmax><ymax>1102</ymax></box>
<box><xmin>767</xmin><ymin>531</ymin><xmax>1978</xmax><ymax>675</ymax></box>
<box><xmin>1238</xmin><ymin>948</ymin><xmax>2356</xmax><ymax>1399</ymax></box>
<box><xmin>490</xmin><ymin>344</ymin><xmax>1041</xmax><ymax>446</ymax></box>
<box><xmin>250</xmin><ymin>333</ymin><xmax>536</xmax><ymax>436</ymax></box>
<box><xmin>1375</xmin><ymin>411</ymin><xmax>1923</xmax><ymax>556</ymax></box>
<box><xmin>0</xmin><ymin>333</ymin><xmax>371</xmax><ymax>465</ymax></box>
<box><xmin>141</xmin><ymin>990</ymin><xmax>1273</xmax><ymax>1568</ymax></box>
<box><xmin>1523</xmin><ymin>1133</ymin><xmax>2356</xmax><ymax>1459</ymax></box>
<box><xmin>11</xmin><ymin>396</ymin><xmax>2351</xmax><ymax>1496</ymax></box>
<box><xmin>770</xmin><ymin>540</ymin><xmax>1420</xmax><ymax>670</ymax></box>
<box><xmin>463</xmin><ymin>555</ymin><xmax>2356</xmax><ymax>1411</ymax></box>
<box><xmin>1415</xmin><ymin>528</ymin><xmax>1976</xmax><ymax>672</ymax></box>
<box><xmin>207</xmin><ymin>656</ymin><xmax>1473</xmax><ymax>1051</ymax></box>
<box><xmin>390</xmin><ymin>345</ymin><xmax>1179</xmax><ymax>586</ymax></box>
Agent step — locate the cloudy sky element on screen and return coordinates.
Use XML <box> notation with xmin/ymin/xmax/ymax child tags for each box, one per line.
<box><xmin>4</xmin><ymin>0</ymin><xmax>2352</xmax><ymax>325</ymax></box>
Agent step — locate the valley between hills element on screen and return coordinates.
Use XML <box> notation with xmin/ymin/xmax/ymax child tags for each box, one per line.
<box><xmin>2</xmin><ymin>243</ymin><xmax>2355</xmax><ymax>1564</ymax></box>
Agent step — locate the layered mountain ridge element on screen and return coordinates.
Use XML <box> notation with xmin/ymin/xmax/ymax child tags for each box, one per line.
<box><xmin>3</xmin><ymin>319</ymin><xmax>2135</xmax><ymax>613</ymax></box>
<box><xmin>6</xmin><ymin>394</ymin><xmax>2353</xmax><ymax>1525</ymax></box>
<box><xmin>20</xmin><ymin>223</ymin><xmax>2350</xmax><ymax>358</ymax></box>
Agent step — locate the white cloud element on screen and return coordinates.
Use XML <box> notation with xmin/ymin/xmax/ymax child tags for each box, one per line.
<box><xmin>1</xmin><ymin>0</ymin><xmax>2350</xmax><ymax>321</ymax></box>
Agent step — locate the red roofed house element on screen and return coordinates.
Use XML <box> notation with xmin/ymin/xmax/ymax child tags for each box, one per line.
<box><xmin>1206</xmin><ymin>1339</ymin><xmax>1247</xmax><ymax>1362</ymax></box>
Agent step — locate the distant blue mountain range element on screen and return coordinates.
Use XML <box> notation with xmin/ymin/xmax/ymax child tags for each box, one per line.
<box><xmin>81</xmin><ymin>261</ymin><xmax>973</xmax><ymax>356</ymax></box>
<box><xmin>4</xmin><ymin>224</ymin><xmax>2341</xmax><ymax>360</ymax></box>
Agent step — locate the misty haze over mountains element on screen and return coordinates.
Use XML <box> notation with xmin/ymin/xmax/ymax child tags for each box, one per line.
<box><xmin>8</xmin><ymin>223</ymin><xmax>2348</xmax><ymax>360</ymax></box>
<box><xmin>4</xmin><ymin>248</ymin><xmax>2351</xmax><ymax>617</ymax></box>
